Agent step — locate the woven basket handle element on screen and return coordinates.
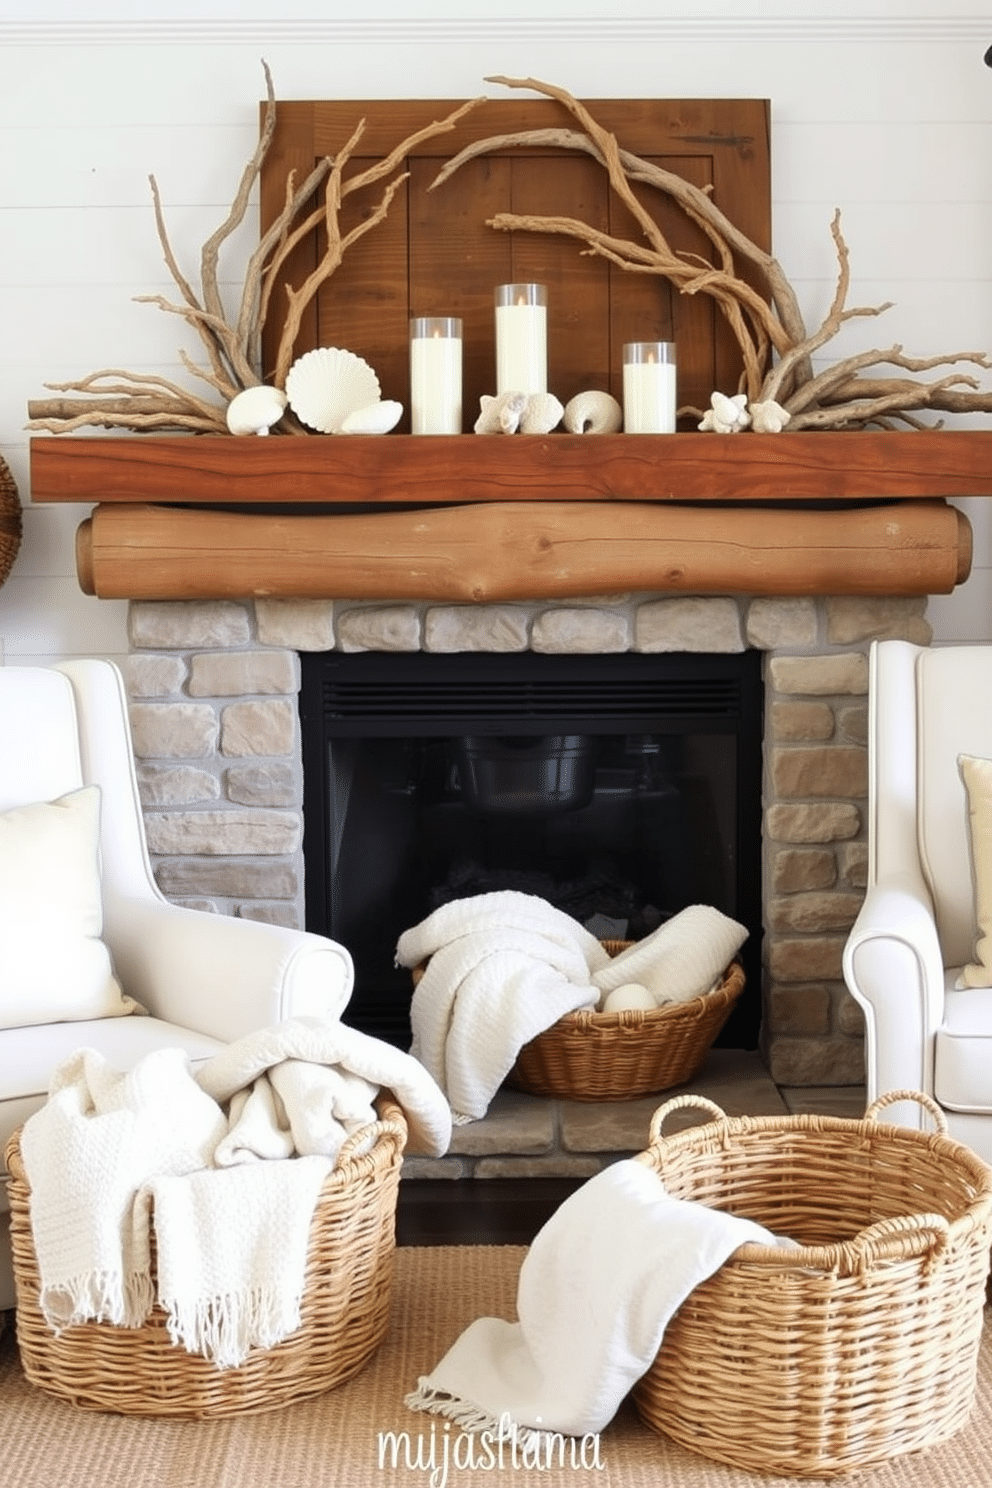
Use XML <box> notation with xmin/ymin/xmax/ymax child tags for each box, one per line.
<box><xmin>845</xmin><ymin>1210</ymin><xmax>952</xmax><ymax>1268</ymax></box>
<box><xmin>337</xmin><ymin>1116</ymin><xmax>407</xmax><ymax>1166</ymax></box>
<box><xmin>864</xmin><ymin>1088</ymin><xmax>949</xmax><ymax>1135</ymax></box>
<box><xmin>648</xmin><ymin>1094</ymin><xmax>729</xmax><ymax>1145</ymax></box>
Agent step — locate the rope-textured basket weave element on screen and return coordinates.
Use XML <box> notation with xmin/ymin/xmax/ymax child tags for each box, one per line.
<box><xmin>632</xmin><ymin>1090</ymin><xmax>992</xmax><ymax>1478</ymax></box>
<box><xmin>5</xmin><ymin>1096</ymin><xmax>407</xmax><ymax>1419</ymax></box>
<box><xmin>508</xmin><ymin>942</ymin><xmax>744</xmax><ymax>1099</ymax></box>
<box><xmin>0</xmin><ymin>454</ymin><xmax>22</xmax><ymax>588</ymax></box>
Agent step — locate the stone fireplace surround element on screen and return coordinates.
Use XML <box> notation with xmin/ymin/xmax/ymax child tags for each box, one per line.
<box><xmin>121</xmin><ymin>587</ymin><xmax>932</xmax><ymax>1111</ymax></box>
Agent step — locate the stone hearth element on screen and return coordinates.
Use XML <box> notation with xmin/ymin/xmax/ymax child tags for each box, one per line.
<box><xmin>122</xmin><ymin>588</ymin><xmax>933</xmax><ymax>1094</ymax></box>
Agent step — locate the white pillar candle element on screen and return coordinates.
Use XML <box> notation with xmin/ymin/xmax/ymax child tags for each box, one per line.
<box><xmin>494</xmin><ymin>284</ymin><xmax>548</xmax><ymax>394</ymax></box>
<box><xmin>622</xmin><ymin>342</ymin><xmax>677</xmax><ymax>433</ymax></box>
<box><xmin>410</xmin><ymin>317</ymin><xmax>462</xmax><ymax>434</ymax></box>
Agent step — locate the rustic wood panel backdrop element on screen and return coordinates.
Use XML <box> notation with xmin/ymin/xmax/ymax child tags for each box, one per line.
<box><xmin>258</xmin><ymin>97</ymin><xmax>772</xmax><ymax>430</ymax></box>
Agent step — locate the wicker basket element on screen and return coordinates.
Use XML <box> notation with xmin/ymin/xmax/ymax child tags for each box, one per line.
<box><xmin>631</xmin><ymin>1090</ymin><xmax>992</xmax><ymax>1478</ymax></box>
<box><xmin>4</xmin><ymin>1097</ymin><xmax>407</xmax><ymax>1419</ymax></box>
<box><xmin>0</xmin><ymin>454</ymin><xmax>22</xmax><ymax>589</ymax></box>
<box><xmin>508</xmin><ymin>943</ymin><xmax>744</xmax><ymax>1100</ymax></box>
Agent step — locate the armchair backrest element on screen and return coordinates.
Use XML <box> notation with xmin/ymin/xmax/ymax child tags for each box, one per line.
<box><xmin>0</xmin><ymin>660</ymin><xmax>160</xmax><ymax>916</ymax></box>
<box><xmin>872</xmin><ymin>641</ymin><xmax>992</xmax><ymax>968</ymax></box>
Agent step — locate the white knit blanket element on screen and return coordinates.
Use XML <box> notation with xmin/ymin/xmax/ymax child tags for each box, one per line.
<box><xmin>406</xmin><ymin>1159</ymin><xmax>791</xmax><ymax>1441</ymax></box>
<box><xmin>395</xmin><ymin>892</ymin><xmax>747</xmax><ymax>1122</ymax></box>
<box><xmin>395</xmin><ymin>892</ymin><xmax>610</xmax><ymax>1122</ymax></box>
<box><xmin>21</xmin><ymin>1019</ymin><xmax>451</xmax><ymax>1369</ymax></box>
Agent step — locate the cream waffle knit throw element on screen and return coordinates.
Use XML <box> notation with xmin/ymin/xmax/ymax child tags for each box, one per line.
<box><xmin>407</xmin><ymin>1158</ymin><xmax>791</xmax><ymax>1442</ymax></box>
<box><xmin>20</xmin><ymin>1020</ymin><xmax>451</xmax><ymax>1369</ymax></box>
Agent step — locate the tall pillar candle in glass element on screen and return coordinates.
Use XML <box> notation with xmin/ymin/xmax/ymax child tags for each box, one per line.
<box><xmin>494</xmin><ymin>284</ymin><xmax>548</xmax><ymax>394</ymax></box>
<box><xmin>410</xmin><ymin>317</ymin><xmax>463</xmax><ymax>434</ymax></box>
<box><xmin>622</xmin><ymin>342</ymin><xmax>677</xmax><ymax>433</ymax></box>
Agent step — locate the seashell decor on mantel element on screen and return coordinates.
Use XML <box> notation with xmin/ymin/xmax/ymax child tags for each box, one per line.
<box><xmin>284</xmin><ymin>347</ymin><xmax>402</xmax><ymax>436</ymax></box>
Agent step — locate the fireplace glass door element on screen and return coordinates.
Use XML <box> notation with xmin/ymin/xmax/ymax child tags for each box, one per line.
<box><xmin>300</xmin><ymin>650</ymin><xmax>763</xmax><ymax>1049</ymax></box>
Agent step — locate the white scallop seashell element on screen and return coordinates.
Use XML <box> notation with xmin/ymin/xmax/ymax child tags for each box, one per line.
<box><xmin>335</xmin><ymin>399</ymin><xmax>404</xmax><ymax>436</ymax></box>
<box><xmin>519</xmin><ymin>392</ymin><xmax>564</xmax><ymax>435</ymax></box>
<box><xmin>226</xmin><ymin>385</ymin><xmax>288</xmax><ymax>436</ymax></box>
<box><xmin>563</xmin><ymin>390</ymin><xmax>623</xmax><ymax>435</ymax></box>
<box><xmin>285</xmin><ymin>347</ymin><xmax>381</xmax><ymax>433</ymax></box>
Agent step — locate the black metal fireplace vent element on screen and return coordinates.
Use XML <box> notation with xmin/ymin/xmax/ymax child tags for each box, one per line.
<box><xmin>300</xmin><ymin>649</ymin><xmax>763</xmax><ymax>1048</ymax></box>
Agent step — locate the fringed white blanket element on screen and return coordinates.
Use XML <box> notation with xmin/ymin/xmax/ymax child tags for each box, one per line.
<box><xmin>395</xmin><ymin>891</ymin><xmax>748</xmax><ymax>1122</ymax></box>
<box><xmin>406</xmin><ymin>1158</ymin><xmax>791</xmax><ymax>1442</ymax></box>
<box><xmin>20</xmin><ymin>1018</ymin><xmax>451</xmax><ymax>1370</ymax></box>
<box><xmin>395</xmin><ymin>892</ymin><xmax>610</xmax><ymax>1122</ymax></box>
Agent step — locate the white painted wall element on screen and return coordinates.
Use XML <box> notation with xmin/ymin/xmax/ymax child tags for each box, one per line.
<box><xmin>1</xmin><ymin>3</ymin><xmax>990</xmax><ymax>664</ymax></box>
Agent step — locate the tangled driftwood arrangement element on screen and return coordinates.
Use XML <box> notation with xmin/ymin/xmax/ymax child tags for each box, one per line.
<box><xmin>27</xmin><ymin>67</ymin><xmax>482</xmax><ymax>437</ymax></box>
<box><xmin>27</xmin><ymin>71</ymin><xmax>992</xmax><ymax>436</ymax></box>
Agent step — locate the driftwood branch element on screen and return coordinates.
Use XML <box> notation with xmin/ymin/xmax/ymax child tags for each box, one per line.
<box><xmin>434</xmin><ymin>75</ymin><xmax>992</xmax><ymax>430</ymax></box>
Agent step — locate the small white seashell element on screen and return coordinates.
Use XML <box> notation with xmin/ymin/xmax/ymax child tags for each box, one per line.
<box><xmin>749</xmin><ymin>399</ymin><xmax>792</xmax><ymax>434</ymax></box>
<box><xmin>226</xmin><ymin>385</ymin><xmax>288</xmax><ymax>436</ymax></box>
<box><xmin>699</xmin><ymin>390</ymin><xmax>751</xmax><ymax>434</ymax></box>
<box><xmin>519</xmin><ymin>392</ymin><xmax>564</xmax><ymax>435</ymax></box>
<box><xmin>600</xmin><ymin>982</ymin><xmax>657</xmax><ymax>1014</ymax></box>
<box><xmin>563</xmin><ymin>390</ymin><xmax>623</xmax><ymax>435</ymax></box>
<box><xmin>285</xmin><ymin>347</ymin><xmax>381</xmax><ymax>434</ymax></box>
<box><xmin>474</xmin><ymin>391</ymin><xmax>527</xmax><ymax>435</ymax></box>
<box><xmin>335</xmin><ymin>399</ymin><xmax>403</xmax><ymax>436</ymax></box>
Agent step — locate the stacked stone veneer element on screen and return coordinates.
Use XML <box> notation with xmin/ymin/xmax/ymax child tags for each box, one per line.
<box><xmin>123</xmin><ymin>590</ymin><xmax>932</xmax><ymax>1088</ymax></box>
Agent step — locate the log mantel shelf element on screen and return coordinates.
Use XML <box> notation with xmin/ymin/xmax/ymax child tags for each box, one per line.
<box><xmin>30</xmin><ymin>430</ymin><xmax>992</xmax><ymax>602</ymax></box>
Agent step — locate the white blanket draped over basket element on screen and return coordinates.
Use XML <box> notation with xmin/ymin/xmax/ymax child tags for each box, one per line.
<box><xmin>395</xmin><ymin>892</ymin><xmax>748</xmax><ymax>1121</ymax></box>
<box><xmin>406</xmin><ymin>1158</ymin><xmax>791</xmax><ymax>1442</ymax></box>
<box><xmin>20</xmin><ymin>1017</ymin><xmax>451</xmax><ymax>1369</ymax></box>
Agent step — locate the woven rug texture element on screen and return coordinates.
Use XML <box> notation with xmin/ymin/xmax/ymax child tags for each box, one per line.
<box><xmin>2</xmin><ymin>1245</ymin><xmax>991</xmax><ymax>1488</ymax></box>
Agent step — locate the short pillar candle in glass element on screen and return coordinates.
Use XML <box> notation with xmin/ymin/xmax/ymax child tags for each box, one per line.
<box><xmin>622</xmin><ymin>342</ymin><xmax>677</xmax><ymax>433</ymax></box>
<box><xmin>410</xmin><ymin>317</ymin><xmax>463</xmax><ymax>434</ymax></box>
<box><xmin>494</xmin><ymin>283</ymin><xmax>548</xmax><ymax>394</ymax></box>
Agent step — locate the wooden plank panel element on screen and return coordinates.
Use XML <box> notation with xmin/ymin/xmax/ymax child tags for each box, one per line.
<box><xmin>259</xmin><ymin>98</ymin><xmax>772</xmax><ymax>418</ymax></box>
<box><xmin>76</xmin><ymin>499</ymin><xmax>969</xmax><ymax>602</ymax></box>
<box><xmin>32</xmin><ymin>432</ymin><xmax>992</xmax><ymax>507</ymax></box>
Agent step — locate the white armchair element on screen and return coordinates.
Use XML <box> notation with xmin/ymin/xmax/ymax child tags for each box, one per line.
<box><xmin>0</xmin><ymin>659</ymin><xmax>354</xmax><ymax>1308</ymax></box>
<box><xmin>843</xmin><ymin>639</ymin><xmax>992</xmax><ymax>1163</ymax></box>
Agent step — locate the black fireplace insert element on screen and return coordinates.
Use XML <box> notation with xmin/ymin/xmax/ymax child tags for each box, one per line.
<box><xmin>300</xmin><ymin>649</ymin><xmax>763</xmax><ymax>1049</ymax></box>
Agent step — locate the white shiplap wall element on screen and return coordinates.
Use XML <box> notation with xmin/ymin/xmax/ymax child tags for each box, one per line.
<box><xmin>1</xmin><ymin>4</ymin><xmax>990</xmax><ymax>664</ymax></box>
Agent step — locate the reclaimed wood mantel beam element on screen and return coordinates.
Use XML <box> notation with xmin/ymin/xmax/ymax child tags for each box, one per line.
<box><xmin>75</xmin><ymin>498</ymin><xmax>970</xmax><ymax>602</ymax></box>
<box><xmin>30</xmin><ymin>430</ymin><xmax>992</xmax><ymax>507</ymax></box>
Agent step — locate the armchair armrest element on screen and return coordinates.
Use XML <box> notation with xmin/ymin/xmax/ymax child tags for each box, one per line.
<box><xmin>843</xmin><ymin>872</ymin><xmax>947</xmax><ymax>1124</ymax></box>
<box><xmin>105</xmin><ymin>897</ymin><xmax>354</xmax><ymax>1043</ymax></box>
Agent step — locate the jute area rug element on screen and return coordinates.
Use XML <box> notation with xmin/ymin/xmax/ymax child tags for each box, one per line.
<box><xmin>2</xmin><ymin>1245</ymin><xmax>991</xmax><ymax>1488</ymax></box>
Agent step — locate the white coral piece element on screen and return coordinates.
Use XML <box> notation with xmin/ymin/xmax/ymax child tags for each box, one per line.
<box><xmin>474</xmin><ymin>391</ymin><xmax>528</xmax><ymax>434</ymax></box>
<box><xmin>563</xmin><ymin>390</ymin><xmax>623</xmax><ymax>435</ymax></box>
<box><xmin>698</xmin><ymin>390</ymin><xmax>751</xmax><ymax>434</ymax></box>
<box><xmin>519</xmin><ymin>392</ymin><xmax>564</xmax><ymax>435</ymax></box>
<box><xmin>749</xmin><ymin>399</ymin><xmax>792</xmax><ymax>434</ymax></box>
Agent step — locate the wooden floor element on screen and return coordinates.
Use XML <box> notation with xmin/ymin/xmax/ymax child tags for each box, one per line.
<box><xmin>396</xmin><ymin>1177</ymin><xmax>586</xmax><ymax>1246</ymax></box>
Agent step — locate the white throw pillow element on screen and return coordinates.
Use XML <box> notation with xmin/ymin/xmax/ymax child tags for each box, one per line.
<box><xmin>957</xmin><ymin>754</ymin><xmax>992</xmax><ymax>988</ymax></box>
<box><xmin>0</xmin><ymin>785</ymin><xmax>138</xmax><ymax>1028</ymax></box>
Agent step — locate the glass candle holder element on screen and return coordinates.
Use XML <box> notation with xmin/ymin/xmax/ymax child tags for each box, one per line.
<box><xmin>410</xmin><ymin>317</ymin><xmax>463</xmax><ymax>435</ymax></box>
<box><xmin>494</xmin><ymin>284</ymin><xmax>548</xmax><ymax>395</ymax></box>
<box><xmin>622</xmin><ymin>342</ymin><xmax>677</xmax><ymax>433</ymax></box>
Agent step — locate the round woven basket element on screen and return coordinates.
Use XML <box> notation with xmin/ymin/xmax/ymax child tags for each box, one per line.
<box><xmin>632</xmin><ymin>1090</ymin><xmax>992</xmax><ymax>1478</ymax></box>
<box><xmin>0</xmin><ymin>454</ymin><xmax>22</xmax><ymax>588</ymax></box>
<box><xmin>508</xmin><ymin>943</ymin><xmax>744</xmax><ymax>1100</ymax></box>
<box><xmin>5</xmin><ymin>1096</ymin><xmax>407</xmax><ymax>1419</ymax></box>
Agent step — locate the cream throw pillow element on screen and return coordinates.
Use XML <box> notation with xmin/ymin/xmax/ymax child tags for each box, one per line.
<box><xmin>957</xmin><ymin>754</ymin><xmax>992</xmax><ymax>988</ymax></box>
<box><xmin>0</xmin><ymin>785</ymin><xmax>138</xmax><ymax>1028</ymax></box>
